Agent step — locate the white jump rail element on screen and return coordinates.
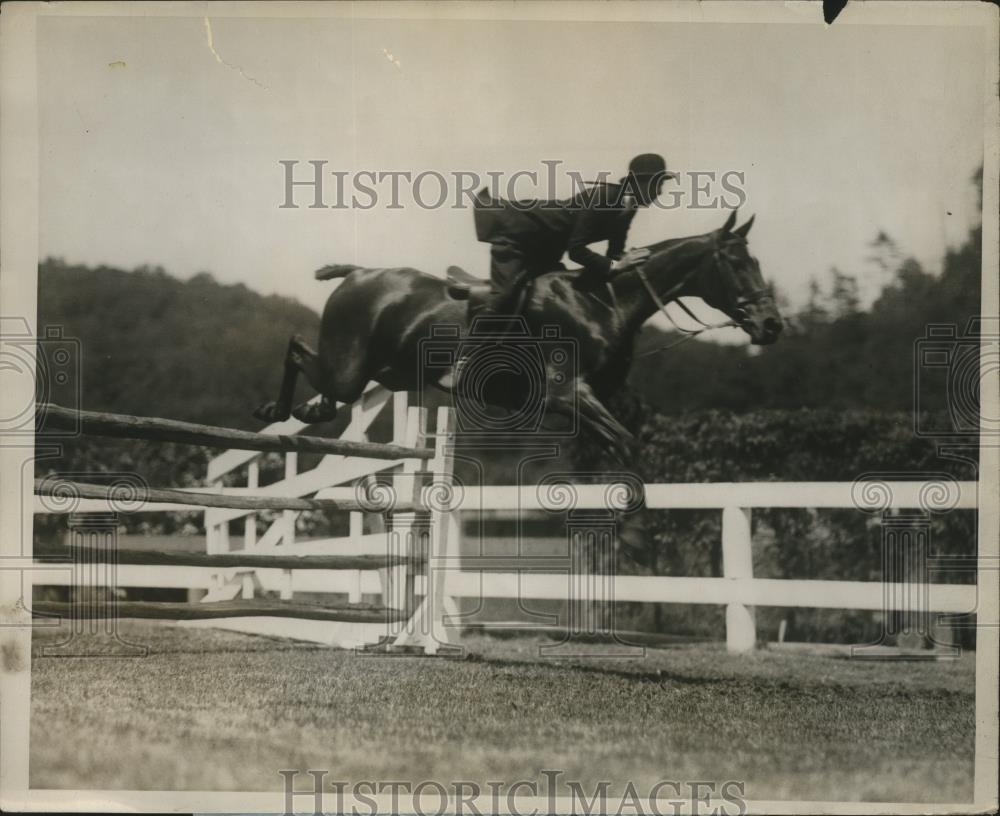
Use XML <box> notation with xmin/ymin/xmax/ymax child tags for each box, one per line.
<box><xmin>191</xmin><ymin>384</ymin><xmax>452</xmax><ymax>649</ymax></box>
<box><xmin>32</xmin><ymin>384</ymin><xmax>461</xmax><ymax>653</ymax></box>
<box><xmin>443</xmin><ymin>481</ymin><xmax>980</xmax><ymax>652</ymax></box>
<box><xmin>36</xmin><ymin>466</ymin><xmax>980</xmax><ymax>653</ymax></box>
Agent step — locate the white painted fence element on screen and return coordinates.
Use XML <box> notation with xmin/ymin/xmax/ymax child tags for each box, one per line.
<box><xmin>36</xmin><ymin>466</ymin><xmax>981</xmax><ymax>652</ymax></box>
<box><xmin>442</xmin><ymin>482</ymin><xmax>979</xmax><ymax>652</ymax></box>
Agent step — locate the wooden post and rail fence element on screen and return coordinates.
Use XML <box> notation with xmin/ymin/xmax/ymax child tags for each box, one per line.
<box><xmin>30</xmin><ymin>389</ymin><xmax>980</xmax><ymax>654</ymax></box>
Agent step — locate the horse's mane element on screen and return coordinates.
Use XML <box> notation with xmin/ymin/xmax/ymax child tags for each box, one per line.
<box><xmin>641</xmin><ymin>229</ymin><xmax>722</xmax><ymax>256</ymax></box>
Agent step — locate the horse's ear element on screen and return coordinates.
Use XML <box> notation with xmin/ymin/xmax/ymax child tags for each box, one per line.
<box><xmin>734</xmin><ymin>214</ymin><xmax>755</xmax><ymax>237</ymax></box>
<box><xmin>720</xmin><ymin>209</ymin><xmax>738</xmax><ymax>233</ymax></box>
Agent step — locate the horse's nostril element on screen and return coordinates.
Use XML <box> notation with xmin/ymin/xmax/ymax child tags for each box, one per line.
<box><xmin>763</xmin><ymin>318</ymin><xmax>783</xmax><ymax>335</ymax></box>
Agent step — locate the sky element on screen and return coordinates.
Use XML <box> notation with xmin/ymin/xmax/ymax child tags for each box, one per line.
<box><xmin>37</xmin><ymin>10</ymin><xmax>987</xmax><ymax>331</ymax></box>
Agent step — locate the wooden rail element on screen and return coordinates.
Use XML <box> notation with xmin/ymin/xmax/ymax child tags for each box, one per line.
<box><xmin>34</xmin><ymin>478</ymin><xmax>415</xmax><ymax>513</ymax></box>
<box><xmin>33</xmin><ymin>543</ymin><xmax>422</xmax><ymax>570</ymax></box>
<box><xmin>36</xmin><ymin>403</ymin><xmax>433</xmax><ymax>461</ymax></box>
<box><xmin>30</xmin><ymin>395</ymin><xmax>454</xmax><ymax>654</ymax></box>
<box><xmin>32</xmin><ymin>599</ymin><xmax>401</xmax><ymax>623</ymax></box>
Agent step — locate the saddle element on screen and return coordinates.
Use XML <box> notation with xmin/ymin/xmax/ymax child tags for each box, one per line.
<box><xmin>446</xmin><ymin>265</ymin><xmax>545</xmax><ymax>316</ymax></box>
<box><xmin>447</xmin><ymin>266</ymin><xmax>609</xmax><ymax>318</ymax></box>
<box><xmin>445</xmin><ymin>266</ymin><xmax>488</xmax><ymax>301</ymax></box>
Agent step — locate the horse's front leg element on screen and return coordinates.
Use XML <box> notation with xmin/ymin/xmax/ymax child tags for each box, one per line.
<box><xmin>548</xmin><ymin>379</ymin><xmax>633</xmax><ymax>462</ymax></box>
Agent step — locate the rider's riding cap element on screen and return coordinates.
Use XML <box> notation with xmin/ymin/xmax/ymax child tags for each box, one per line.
<box><xmin>626</xmin><ymin>153</ymin><xmax>678</xmax><ymax>184</ymax></box>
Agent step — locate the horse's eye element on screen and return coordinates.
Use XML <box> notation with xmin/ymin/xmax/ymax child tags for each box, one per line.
<box><xmin>733</xmin><ymin>308</ymin><xmax>749</xmax><ymax>323</ymax></box>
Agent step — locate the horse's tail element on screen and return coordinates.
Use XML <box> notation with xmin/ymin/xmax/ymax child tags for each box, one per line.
<box><xmin>315</xmin><ymin>264</ymin><xmax>362</xmax><ymax>281</ymax></box>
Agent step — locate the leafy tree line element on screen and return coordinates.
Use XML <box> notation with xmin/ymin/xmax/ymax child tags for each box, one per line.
<box><xmin>34</xmin><ymin>263</ymin><xmax>319</xmax><ymax>541</ymax></box>
<box><xmin>626</xmin><ymin>183</ymin><xmax>982</xmax><ymax>417</ymax></box>
<box><xmin>36</xmin><ymin>263</ymin><xmax>321</xmax><ymax>428</ymax></box>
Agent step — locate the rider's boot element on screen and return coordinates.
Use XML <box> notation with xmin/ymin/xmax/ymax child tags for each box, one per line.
<box><xmin>474</xmin><ymin>285</ymin><xmax>513</xmax><ymax>317</ymax></box>
<box><xmin>479</xmin><ymin>266</ymin><xmax>537</xmax><ymax>317</ymax></box>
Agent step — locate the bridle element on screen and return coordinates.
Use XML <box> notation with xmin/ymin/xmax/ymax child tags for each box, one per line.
<box><xmin>634</xmin><ymin>244</ymin><xmax>772</xmax><ymax>357</ymax></box>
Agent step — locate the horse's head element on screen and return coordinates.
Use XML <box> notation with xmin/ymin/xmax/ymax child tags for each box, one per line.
<box><xmin>696</xmin><ymin>211</ymin><xmax>783</xmax><ymax>345</ymax></box>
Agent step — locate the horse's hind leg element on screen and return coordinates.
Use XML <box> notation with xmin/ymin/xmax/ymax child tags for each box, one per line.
<box><xmin>290</xmin><ymin>337</ymin><xmax>339</xmax><ymax>424</ymax></box>
<box><xmin>253</xmin><ymin>335</ymin><xmax>337</xmax><ymax>424</ymax></box>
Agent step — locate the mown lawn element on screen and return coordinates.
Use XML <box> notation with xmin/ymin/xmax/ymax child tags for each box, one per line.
<box><xmin>29</xmin><ymin>623</ymin><xmax>974</xmax><ymax>802</ymax></box>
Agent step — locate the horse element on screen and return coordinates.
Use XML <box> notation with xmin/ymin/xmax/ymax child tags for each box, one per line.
<box><xmin>254</xmin><ymin>210</ymin><xmax>782</xmax><ymax>455</ymax></box>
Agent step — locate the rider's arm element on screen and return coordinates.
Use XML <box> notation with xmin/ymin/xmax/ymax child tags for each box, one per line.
<box><xmin>567</xmin><ymin>207</ymin><xmax>631</xmax><ymax>277</ymax></box>
<box><xmin>605</xmin><ymin>207</ymin><xmax>637</xmax><ymax>261</ymax></box>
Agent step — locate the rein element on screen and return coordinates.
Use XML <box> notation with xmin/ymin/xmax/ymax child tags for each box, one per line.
<box><xmin>633</xmin><ymin>262</ymin><xmax>737</xmax><ymax>358</ymax></box>
<box><xmin>632</xmin><ymin>246</ymin><xmax>772</xmax><ymax>358</ymax></box>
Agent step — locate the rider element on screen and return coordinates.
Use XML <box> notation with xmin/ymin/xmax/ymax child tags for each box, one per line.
<box><xmin>472</xmin><ymin>153</ymin><xmax>677</xmax><ymax>313</ymax></box>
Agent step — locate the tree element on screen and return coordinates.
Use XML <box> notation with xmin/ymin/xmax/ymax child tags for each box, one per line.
<box><xmin>828</xmin><ymin>267</ymin><xmax>860</xmax><ymax>318</ymax></box>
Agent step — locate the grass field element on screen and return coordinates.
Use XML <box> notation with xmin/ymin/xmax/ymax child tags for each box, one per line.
<box><xmin>30</xmin><ymin>623</ymin><xmax>974</xmax><ymax>802</ymax></box>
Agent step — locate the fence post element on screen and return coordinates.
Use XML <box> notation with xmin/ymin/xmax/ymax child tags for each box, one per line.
<box><xmin>381</xmin><ymin>406</ymin><xmax>425</xmax><ymax>616</ymax></box>
<box><xmin>370</xmin><ymin>390</ymin><xmax>411</xmax><ymax>612</ymax></box>
<box><xmin>722</xmin><ymin>505</ymin><xmax>756</xmax><ymax>653</ymax></box>
<box><xmin>385</xmin><ymin>406</ymin><xmax>460</xmax><ymax>655</ymax></box>
<box><xmin>281</xmin><ymin>453</ymin><xmax>297</xmax><ymax>546</ymax></box>
<box><xmin>244</xmin><ymin>459</ymin><xmax>259</xmax><ymax>550</ymax></box>
<box><xmin>279</xmin><ymin>569</ymin><xmax>293</xmax><ymax>601</ymax></box>
<box><xmin>205</xmin><ymin>512</ymin><xmax>218</xmax><ymax>555</ymax></box>
<box><xmin>425</xmin><ymin>406</ymin><xmax>458</xmax><ymax>652</ymax></box>
<box><xmin>393</xmin><ymin>391</ymin><xmax>409</xmax><ymax>445</ymax></box>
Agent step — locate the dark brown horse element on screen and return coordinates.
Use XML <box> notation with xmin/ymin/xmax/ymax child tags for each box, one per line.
<box><xmin>254</xmin><ymin>211</ymin><xmax>782</xmax><ymax>453</ymax></box>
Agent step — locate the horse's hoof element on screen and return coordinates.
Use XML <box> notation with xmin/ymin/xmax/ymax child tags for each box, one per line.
<box><xmin>253</xmin><ymin>401</ymin><xmax>288</xmax><ymax>423</ymax></box>
<box><xmin>291</xmin><ymin>400</ymin><xmax>337</xmax><ymax>424</ymax></box>
<box><xmin>597</xmin><ymin>433</ymin><xmax>633</xmax><ymax>465</ymax></box>
<box><xmin>613</xmin><ymin>437</ymin><xmax>636</xmax><ymax>464</ymax></box>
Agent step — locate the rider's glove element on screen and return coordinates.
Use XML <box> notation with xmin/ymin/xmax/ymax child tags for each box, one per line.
<box><xmin>611</xmin><ymin>247</ymin><xmax>651</xmax><ymax>273</ymax></box>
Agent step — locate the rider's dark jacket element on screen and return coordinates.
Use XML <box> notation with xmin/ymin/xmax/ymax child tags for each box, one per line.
<box><xmin>473</xmin><ymin>183</ymin><xmax>637</xmax><ymax>279</ymax></box>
